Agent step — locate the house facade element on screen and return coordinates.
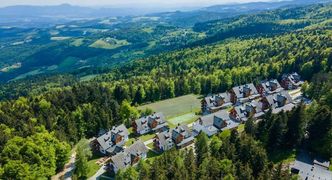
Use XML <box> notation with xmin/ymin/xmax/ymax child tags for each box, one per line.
<box><xmin>109</xmin><ymin>140</ymin><xmax>148</xmax><ymax>173</ymax></box>
<box><xmin>171</xmin><ymin>125</ymin><xmax>195</xmax><ymax>148</ymax></box>
<box><xmin>132</xmin><ymin>112</ymin><xmax>168</xmax><ymax>135</ymax></box>
<box><xmin>154</xmin><ymin>130</ymin><xmax>175</xmax><ymax>152</ymax></box>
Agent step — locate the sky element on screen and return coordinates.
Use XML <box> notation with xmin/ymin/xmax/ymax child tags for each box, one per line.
<box><xmin>0</xmin><ymin>0</ymin><xmax>276</xmax><ymax>8</ymax></box>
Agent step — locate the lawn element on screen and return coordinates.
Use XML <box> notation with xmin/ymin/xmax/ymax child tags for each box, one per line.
<box><xmin>87</xmin><ymin>158</ymin><xmax>101</xmax><ymax>178</ymax></box>
<box><xmin>138</xmin><ymin>94</ymin><xmax>202</xmax><ymax>119</ymax></box>
<box><xmin>147</xmin><ymin>143</ymin><xmax>154</xmax><ymax>149</ymax></box>
<box><xmin>168</xmin><ymin>112</ymin><xmax>199</xmax><ymax>127</ymax></box>
<box><xmin>125</xmin><ymin>133</ymin><xmax>156</xmax><ymax>146</ymax></box>
<box><xmin>146</xmin><ymin>150</ymin><xmax>162</xmax><ymax>161</ymax></box>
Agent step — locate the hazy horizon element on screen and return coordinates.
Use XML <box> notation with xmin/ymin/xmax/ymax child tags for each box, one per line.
<box><xmin>0</xmin><ymin>0</ymin><xmax>279</xmax><ymax>8</ymax></box>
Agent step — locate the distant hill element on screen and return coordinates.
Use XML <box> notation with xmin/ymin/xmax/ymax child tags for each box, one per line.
<box><xmin>203</xmin><ymin>0</ymin><xmax>332</xmax><ymax>13</ymax></box>
<box><xmin>0</xmin><ymin>1</ymin><xmax>331</xmax><ymax>82</ymax></box>
<box><xmin>151</xmin><ymin>0</ymin><xmax>332</xmax><ymax>27</ymax></box>
<box><xmin>0</xmin><ymin>4</ymin><xmax>161</xmax><ymax>27</ymax></box>
<box><xmin>1</xmin><ymin>0</ymin><xmax>331</xmax><ymax>27</ymax></box>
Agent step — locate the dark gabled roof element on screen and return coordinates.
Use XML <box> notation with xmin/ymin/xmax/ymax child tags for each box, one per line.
<box><xmin>176</xmin><ymin>136</ymin><xmax>194</xmax><ymax>147</ymax></box>
<box><xmin>260</xmin><ymin>79</ymin><xmax>283</xmax><ymax>94</ymax></box>
<box><xmin>199</xmin><ymin>110</ymin><xmax>230</xmax><ymax>127</ymax></box>
<box><xmin>125</xmin><ymin>140</ymin><xmax>148</xmax><ymax>156</ymax></box>
<box><xmin>111</xmin><ymin>124</ymin><xmax>129</xmax><ymax>137</ymax></box>
<box><xmin>110</xmin><ymin>140</ymin><xmax>148</xmax><ymax>170</ymax></box>
<box><xmin>110</xmin><ymin>151</ymin><xmax>131</xmax><ymax>170</ymax></box>
<box><xmin>204</xmin><ymin>92</ymin><xmax>232</xmax><ymax>109</ymax></box>
<box><xmin>97</xmin><ymin>124</ymin><xmax>128</xmax><ymax>151</ymax></box>
<box><xmin>220</xmin><ymin>119</ymin><xmax>240</xmax><ymax>131</ymax></box>
<box><xmin>265</xmin><ymin>91</ymin><xmax>293</xmax><ymax>108</ymax></box>
<box><xmin>135</xmin><ymin>112</ymin><xmax>167</xmax><ymax>132</ymax></box>
<box><xmin>172</xmin><ymin>124</ymin><xmax>192</xmax><ymax>141</ymax></box>
<box><xmin>232</xmin><ymin>83</ymin><xmax>259</xmax><ymax>99</ymax></box>
<box><xmin>156</xmin><ymin>130</ymin><xmax>174</xmax><ymax>147</ymax></box>
<box><xmin>234</xmin><ymin>105</ymin><xmax>247</xmax><ymax>119</ymax></box>
<box><xmin>282</xmin><ymin>72</ymin><xmax>303</xmax><ymax>86</ymax></box>
<box><xmin>233</xmin><ymin>100</ymin><xmax>265</xmax><ymax>121</ymax></box>
<box><xmin>272</xmin><ymin>103</ymin><xmax>295</xmax><ymax>114</ymax></box>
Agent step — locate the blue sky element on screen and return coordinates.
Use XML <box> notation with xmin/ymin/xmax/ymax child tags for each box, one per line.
<box><xmin>0</xmin><ymin>0</ymin><xmax>276</xmax><ymax>8</ymax></box>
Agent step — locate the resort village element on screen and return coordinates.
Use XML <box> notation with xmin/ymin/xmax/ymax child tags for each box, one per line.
<box><xmin>86</xmin><ymin>72</ymin><xmax>321</xmax><ymax>177</ymax></box>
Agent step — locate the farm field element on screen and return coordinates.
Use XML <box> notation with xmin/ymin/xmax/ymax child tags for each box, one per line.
<box><xmin>89</xmin><ymin>38</ymin><xmax>130</xmax><ymax>50</ymax></box>
<box><xmin>138</xmin><ymin>94</ymin><xmax>202</xmax><ymax>119</ymax></box>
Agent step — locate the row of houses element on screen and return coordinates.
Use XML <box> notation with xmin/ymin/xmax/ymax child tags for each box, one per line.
<box><xmin>202</xmin><ymin>72</ymin><xmax>303</xmax><ymax>114</ymax></box>
<box><xmin>195</xmin><ymin>73</ymin><xmax>303</xmax><ymax>137</ymax></box>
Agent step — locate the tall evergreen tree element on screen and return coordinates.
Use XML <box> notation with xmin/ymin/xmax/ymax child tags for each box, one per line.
<box><xmin>285</xmin><ymin>104</ymin><xmax>306</xmax><ymax>147</ymax></box>
<box><xmin>267</xmin><ymin>112</ymin><xmax>287</xmax><ymax>150</ymax></box>
<box><xmin>245</xmin><ymin>118</ymin><xmax>256</xmax><ymax>137</ymax></box>
<box><xmin>307</xmin><ymin>106</ymin><xmax>332</xmax><ymax>157</ymax></box>
<box><xmin>195</xmin><ymin>132</ymin><xmax>210</xmax><ymax>166</ymax></box>
<box><xmin>184</xmin><ymin>149</ymin><xmax>197</xmax><ymax>180</ymax></box>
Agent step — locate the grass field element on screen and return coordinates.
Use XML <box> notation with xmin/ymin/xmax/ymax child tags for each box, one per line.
<box><xmin>50</xmin><ymin>36</ymin><xmax>71</xmax><ymax>41</ymax></box>
<box><xmin>138</xmin><ymin>94</ymin><xmax>202</xmax><ymax>119</ymax></box>
<box><xmin>168</xmin><ymin>113</ymin><xmax>199</xmax><ymax>127</ymax></box>
<box><xmin>90</xmin><ymin>38</ymin><xmax>130</xmax><ymax>50</ymax></box>
<box><xmin>71</xmin><ymin>38</ymin><xmax>84</xmax><ymax>46</ymax></box>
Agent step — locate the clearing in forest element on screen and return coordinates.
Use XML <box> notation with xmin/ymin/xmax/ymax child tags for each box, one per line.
<box><xmin>138</xmin><ymin>94</ymin><xmax>202</xmax><ymax>119</ymax></box>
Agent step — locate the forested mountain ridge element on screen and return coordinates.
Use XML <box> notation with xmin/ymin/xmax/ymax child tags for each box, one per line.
<box><xmin>1</xmin><ymin>3</ymin><xmax>331</xmax><ymax>82</ymax></box>
<box><xmin>0</xmin><ymin>3</ymin><xmax>332</xmax><ymax>179</ymax></box>
<box><xmin>191</xmin><ymin>3</ymin><xmax>332</xmax><ymax>45</ymax></box>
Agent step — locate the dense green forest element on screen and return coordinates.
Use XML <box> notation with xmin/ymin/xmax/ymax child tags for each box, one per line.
<box><xmin>116</xmin><ymin>73</ymin><xmax>332</xmax><ymax>179</ymax></box>
<box><xmin>0</xmin><ymin>3</ymin><xmax>332</xmax><ymax>179</ymax></box>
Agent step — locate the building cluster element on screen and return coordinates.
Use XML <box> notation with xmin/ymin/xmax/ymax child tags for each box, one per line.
<box><xmin>91</xmin><ymin>112</ymin><xmax>195</xmax><ymax>173</ymax></box>
<box><xmin>91</xmin><ymin>73</ymin><xmax>303</xmax><ymax>173</ymax></box>
<box><xmin>195</xmin><ymin>73</ymin><xmax>303</xmax><ymax>137</ymax></box>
